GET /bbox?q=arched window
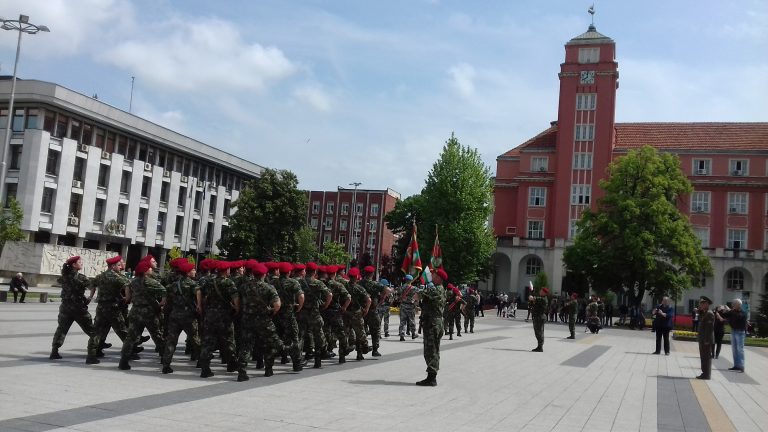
[525,256,542,276]
[726,269,744,290]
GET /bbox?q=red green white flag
[401,221,422,277]
[430,226,443,270]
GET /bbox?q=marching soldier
[345,267,372,360]
[322,265,351,363]
[564,293,578,339]
[397,275,418,341]
[118,257,166,370]
[161,260,201,374]
[377,279,393,338]
[416,268,447,386]
[463,287,479,334]
[89,255,130,362]
[198,261,240,378]
[276,262,306,371]
[529,287,549,352]
[302,262,332,368]
[361,266,391,357]
[444,283,463,340]
[50,256,98,362]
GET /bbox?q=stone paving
[1,302,767,432]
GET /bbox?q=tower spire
[588,4,596,30]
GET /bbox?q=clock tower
[551,24,618,241]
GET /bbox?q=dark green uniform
[345,280,370,358]
[530,294,549,351]
[163,275,200,369]
[420,283,446,377]
[237,278,283,378]
[276,275,304,369]
[361,278,383,354]
[91,269,130,349]
[564,298,578,338]
[120,276,165,361]
[198,275,238,371]
[301,276,331,359]
[52,270,98,358]
[397,283,418,339]
[463,291,479,333]
[323,277,350,358]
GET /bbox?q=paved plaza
[1,302,767,432]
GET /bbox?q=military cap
[292,263,306,271]
[306,262,318,271]
[571,293,578,299]
[435,268,448,282]
[135,260,152,275]
[699,295,713,304]
[252,263,268,276]
[541,287,550,296]
[279,262,294,275]
[264,262,278,270]
[348,267,360,278]
[66,256,81,265]
[105,255,122,265]
[177,261,195,273]
[404,274,414,281]
[363,265,375,274]
[379,278,390,286]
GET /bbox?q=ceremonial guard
[50,256,98,362]
[118,257,166,370]
[417,268,447,386]
[321,265,351,363]
[89,255,130,361]
[162,260,201,373]
[529,287,549,352]
[237,262,283,380]
[345,267,372,360]
[198,261,240,378]
[276,262,306,371]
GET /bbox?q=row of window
[311,201,380,217]
[691,191,751,214]
[318,233,376,249]
[526,186,592,207]
[529,154,593,173]
[525,156,754,177]
[311,217,378,232]
[693,227,757,250]
[2,107,247,190]
[692,159,750,176]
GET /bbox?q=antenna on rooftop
[129,76,135,113]
[588,4,596,27]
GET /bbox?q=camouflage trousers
[533,314,546,348]
[302,309,327,355]
[399,304,416,336]
[238,314,283,372]
[121,305,164,358]
[93,302,128,348]
[344,310,369,354]
[163,310,200,367]
[365,308,381,350]
[568,315,576,337]
[377,304,391,335]
[463,309,475,332]
[52,301,98,357]
[276,309,301,362]
[444,309,460,335]
[199,309,236,367]
[323,309,348,355]
[422,320,444,375]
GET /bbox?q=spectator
[718,298,747,372]
[510,296,518,318]
[652,297,674,355]
[712,305,726,359]
[496,294,503,317]
[605,301,614,327]
[619,304,628,325]
[9,273,29,303]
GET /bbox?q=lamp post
[348,182,361,262]
[0,14,50,204]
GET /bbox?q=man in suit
[697,296,715,380]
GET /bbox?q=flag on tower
[400,221,422,277]
[430,225,443,270]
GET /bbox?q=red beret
[66,256,81,265]
[233,260,245,268]
[252,263,268,276]
[265,262,278,270]
[348,267,360,278]
[571,293,578,299]
[169,258,188,268]
[279,262,293,275]
[142,254,155,262]
[436,268,448,282]
[306,262,318,271]
[363,265,375,274]
[105,256,122,265]
[292,263,306,271]
[541,287,550,296]
[177,261,195,273]
[217,261,232,271]
[325,265,338,274]
[135,260,152,275]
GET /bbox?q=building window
[160,183,169,203]
[528,187,546,207]
[97,165,109,188]
[726,268,744,290]
[41,187,55,213]
[727,229,746,250]
[573,153,593,170]
[341,202,349,215]
[194,191,203,211]
[570,185,591,205]
[339,234,346,244]
[137,208,147,229]
[527,220,544,239]
[355,218,362,230]
[9,145,22,170]
[323,233,331,243]
[175,215,184,236]
[69,194,81,218]
[54,114,68,138]
[72,158,84,183]
[120,171,130,193]
[223,198,230,217]
[569,220,579,239]
[178,186,187,206]
[25,108,40,129]
[369,219,377,232]
[691,191,710,213]
[355,203,363,215]
[69,119,81,142]
[312,201,320,214]
[11,108,24,132]
[324,218,333,230]
[578,47,600,64]
[5,183,18,207]
[93,198,105,222]
[141,177,151,198]
[340,219,348,230]
[190,219,199,239]
[326,202,335,214]
[730,159,748,176]
[694,227,710,248]
[45,150,59,176]
[117,204,127,224]
[575,124,595,141]
[693,159,711,176]
[157,212,166,233]
[525,256,542,276]
[311,217,318,229]
[208,197,216,215]
[576,93,596,110]
[371,203,380,216]
[727,192,747,214]
[368,237,376,249]
[531,157,548,172]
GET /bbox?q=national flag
[400,221,422,277]
[422,266,432,284]
[430,225,443,270]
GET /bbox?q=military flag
[401,221,422,277]
[430,225,443,270]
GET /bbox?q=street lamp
[0,14,50,204]
[348,181,361,260]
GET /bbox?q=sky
[1,0,766,197]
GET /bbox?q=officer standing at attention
[564,293,578,339]
[417,268,447,386]
[529,287,549,352]
[696,296,715,380]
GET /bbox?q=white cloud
[448,63,476,99]
[294,84,333,112]
[100,17,296,94]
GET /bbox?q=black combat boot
[457,330,462,337]
[255,358,265,369]
[412,333,417,339]
[314,356,322,369]
[118,358,131,370]
[264,360,274,377]
[356,351,365,361]
[200,367,214,378]
[133,346,144,354]
[338,354,346,364]
[49,348,62,360]
[190,350,199,361]
[237,371,249,382]
[162,365,173,374]
[384,332,389,338]
[227,362,238,372]
[281,354,289,364]
[464,327,468,334]
[139,335,151,344]
[101,342,112,349]
[372,349,381,357]
[449,333,453,340]
[129,353,141,360]
[416,372,437,386]
[567,334,575,339]
[96,350,105,358]
[531,346,543,352]
[85,356,100,365]
[400,335,405,341]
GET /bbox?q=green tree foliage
[756,293,768,338]
[379,254,397,282]
[164,246,183,272]
[0,197,24,257]
[317,241,351,266]
[533,272,549,289]
[563,146,712,307]
[385,133,495,283]
[217,169,307,261]
[294,225,318,263]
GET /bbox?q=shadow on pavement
[345,379,415,387]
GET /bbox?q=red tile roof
[615,123,768,151]
[499,126,557,157]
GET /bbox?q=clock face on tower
[580,70,595,84]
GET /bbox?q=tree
[384,194,424,266]
[294,225,318,263]
[563,145,712,308]
[164,246,184,272]
[317,241,351,266]
[379,254,397,282]
[0,197,24,257]
[217,169,307,261]
[756,293,768,338]
[533,272,549,290]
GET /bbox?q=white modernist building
[0,78,263,280]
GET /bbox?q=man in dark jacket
[652,297,674,355]
[696,296,715,380]
[9,273,28,303]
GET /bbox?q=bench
[0,288,51,303]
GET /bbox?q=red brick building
[489,24,768,312]
[306,187,400,267]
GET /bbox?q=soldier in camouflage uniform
[237,262,283,381]
[89,255,130,362]
[118,258,166,370]
[50,256,99,362]
[397,275,418,341]
[529,287,550,352]
[300,262,332,368]
[463,287,479,334]
[564,293,578,339]
[417,268,447,386]
[321,265,351,363]
[276,262,306,372]
[162,260,201,373]
[444,283,463,340]
[361,266,391,357]
[345,268,372,360]
[586,295,601,333]
[198,261,240,378]
[377,279,393,338]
